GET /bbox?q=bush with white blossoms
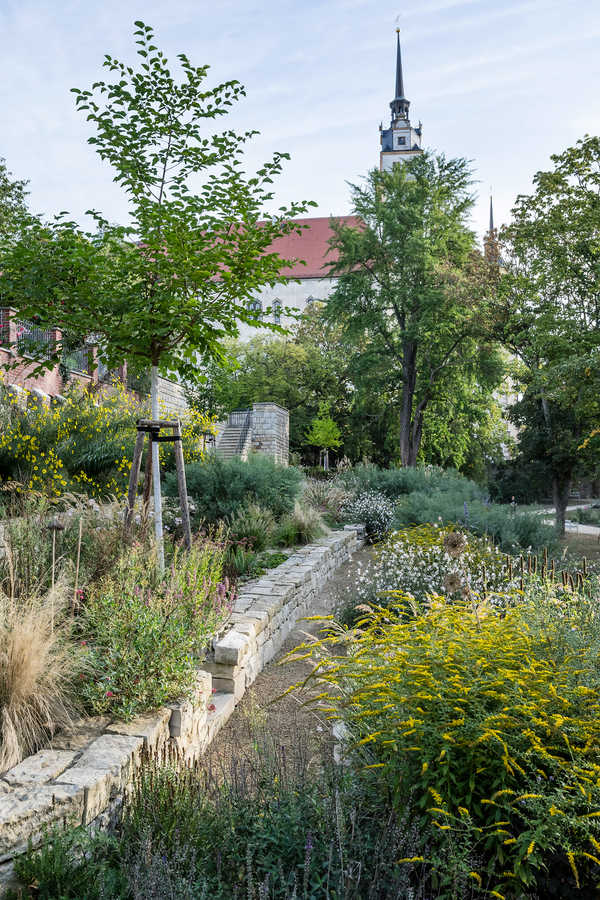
[340,490,396,542]
[341,523,522,619]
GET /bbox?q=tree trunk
[553,476,571,537]
[150,366,165,572]
[399,341,418,467]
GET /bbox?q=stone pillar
[250,403,289,465]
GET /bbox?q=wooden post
[141,434,153,529]
[124,427,145,536]
[173,420,192,550]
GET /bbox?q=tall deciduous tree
[325,154,501,467]
[499,135,600,534]
[0,21,315,564]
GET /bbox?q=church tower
[380,30,423,171]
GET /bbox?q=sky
[1,0,599,241]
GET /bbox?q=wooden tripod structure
[123,419,192,549]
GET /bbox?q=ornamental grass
[293,583,600,897]
[0,584,80,772]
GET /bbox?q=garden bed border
[0,525,365,893]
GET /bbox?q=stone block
[212,667,246,702]
[214,630,251,666]
[51,716,111,751]
[106,708,171,751]
[0,783,84,857]
[54,765,119,825]
[3,750,77,787]
[75,733,142,786]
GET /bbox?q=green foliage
[305,402,342,452]
[394,490,555,552]
[228,501,275,552]
[273,500,324,547]
[166,453,302,524]
[299,584,600,896]
[0,22,315,382]
[0,493,125,599]
[12,828,128,900]
[500,136,600,533]
[326,155,503,466]
[78,537,231,719]
[0,156,29,249]
[15,735,440,899]
[337,462,483,502]
[573,506,600,526]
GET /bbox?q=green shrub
[573,506,600,526]
[337,463,483,502]
[340,490,396,542]
[78,536,232,720]
[274,501,324,547]
[228,501,275,552]
[394,490,555,552]
[166,453,302,524]
[300,583,600,896]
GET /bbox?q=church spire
[395,29,405,100]
[489,194,494,232]
[390,29,410,120]
[379,30,423,171]
[484,193,499,265]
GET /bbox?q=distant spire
[390,29,410,119]
[395,29,405,100]
[489,194,494,232]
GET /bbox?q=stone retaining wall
[0,526,364,893]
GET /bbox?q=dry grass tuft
[0,583,80,773]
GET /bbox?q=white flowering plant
[337,523,523,624]
[340,490,396,542]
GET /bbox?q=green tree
[305,402,342,470]
[186,305,358,460]
[326,154,501,467]
[0,158,28,248]
[499,135,600,534]
[0,21,314,564]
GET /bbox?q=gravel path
[204,546,371,767]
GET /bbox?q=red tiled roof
[268,215,361,279]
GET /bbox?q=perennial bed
[0,526,363,894]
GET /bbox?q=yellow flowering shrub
[0,378,216,500]
[295,584,600,896]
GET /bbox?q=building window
[397,135,406,146]
[247,298,262,316]
[272,298,282,324]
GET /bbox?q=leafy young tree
[325,154,502,467]
[305,402,342,470]
[0,21,314,564]
[499,135,600,534]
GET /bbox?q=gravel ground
[204,546,372,769]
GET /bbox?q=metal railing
[229,409,252,428]
[15,318,55,359]
[0,308,10,346]
[63,345,89,374]
[234,410,252,456]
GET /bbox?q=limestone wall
[0,526,364,894]
[250,402,289,465]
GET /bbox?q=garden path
[204,546,372,768]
